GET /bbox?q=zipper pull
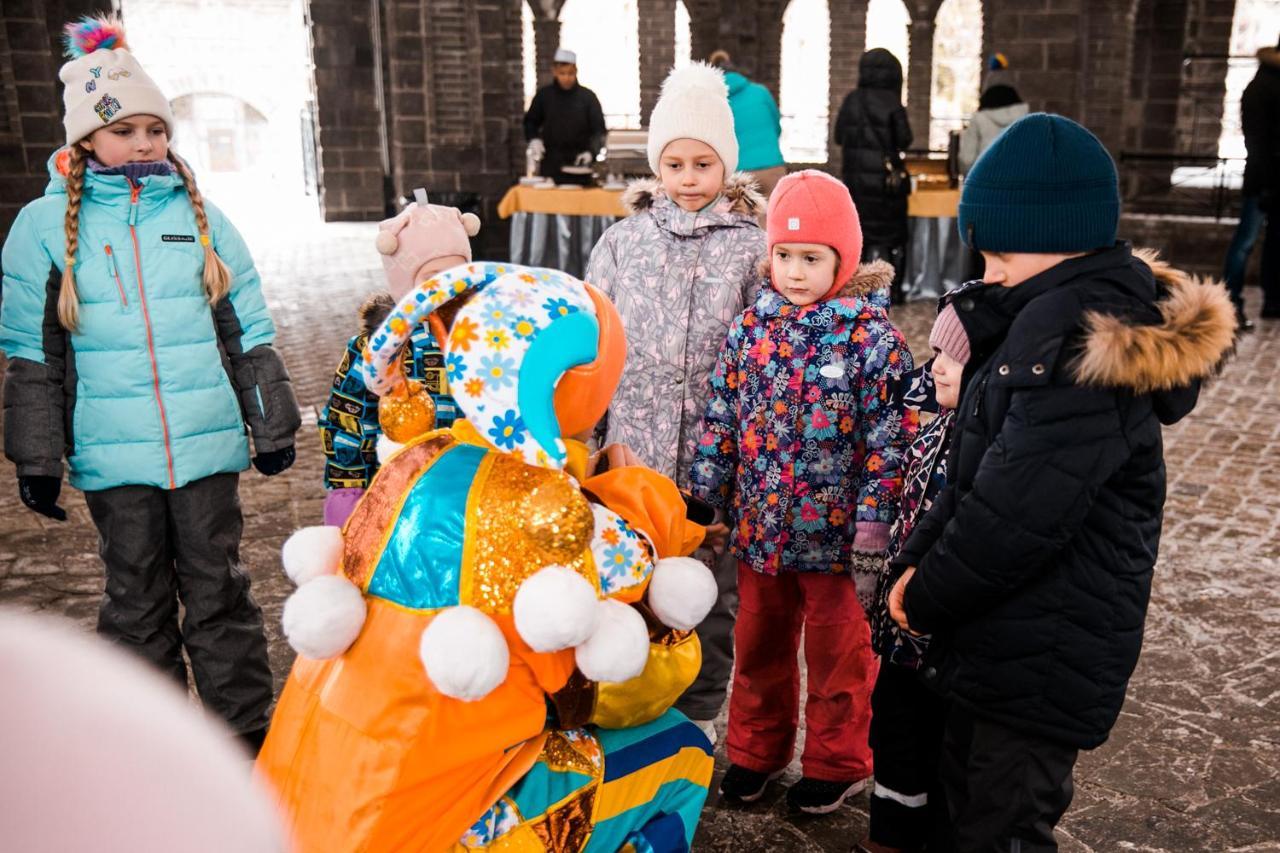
[128,180,140,226]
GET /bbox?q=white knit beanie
[59,16,174,146]
[646,63,738,175]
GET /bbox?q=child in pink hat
[689,169,917,813]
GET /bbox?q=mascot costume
[256,260,720,853]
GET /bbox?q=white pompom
[575,599,649,684]
[376,434,405,465]
[419,606,510,701]
[460,211,481,237]
[280,525,345,586]
[282,575,366,660]
[513,565,599,652]
[648,556,719,631]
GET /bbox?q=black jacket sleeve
[2,265,67,478]
[587,89,607,154]
[903,383,1132,633]
[834,92,857,146]
[523,88,546,142]
[213,299,301,454]
[892,105,913,153]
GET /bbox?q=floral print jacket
[689,261,917,575]
[584,174,766,489]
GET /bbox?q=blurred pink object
[0,608,288,852]
[322,487,365,527]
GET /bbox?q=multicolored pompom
[63,14,128,59]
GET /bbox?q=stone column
[828,0,869,169]
[533,17,561,87]
[639,0,677,123]
[906,15,936,151]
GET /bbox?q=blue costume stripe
[367,443,485,609]
[601,720,713,783]
[504,761,595,820]
[634,811,692,853]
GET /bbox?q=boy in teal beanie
[883,114,1235,851]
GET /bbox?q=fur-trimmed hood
[359,292,396,336]
[616,169,757,219]
[1074,248,1234,400]
[754,259,895,323]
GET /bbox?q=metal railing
[1117,152,1247,220]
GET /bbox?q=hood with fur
[1074,248,1234,400]
[359,292,396,336]
[754,259,894,323]
[622,172,764,219]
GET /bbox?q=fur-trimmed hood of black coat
[1073,248,1235,397]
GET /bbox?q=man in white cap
[522,48,607,185]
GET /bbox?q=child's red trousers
[725,563,877,781]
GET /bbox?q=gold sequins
[378,379,437,443]
[464,454,597,613]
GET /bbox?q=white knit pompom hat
[646,62,738,175]
[59,15,175,146]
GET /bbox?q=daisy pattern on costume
[588,504,655,597]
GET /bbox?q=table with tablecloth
[903,187,968,302]
[497,186,627,278]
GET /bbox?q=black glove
[252,445,296,476]
[19,475,67,521]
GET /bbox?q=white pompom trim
[513,565,599,652]
[281,575,367,660]
[419,606,510,701]
[575,599,649,683]
[376,434,406,465]
[281,525,345,586]
[648,556,718,631]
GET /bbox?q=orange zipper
[129,181,177,489]
[103,244,128,307]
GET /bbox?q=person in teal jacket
[0,16,299,753]
[711,50,786,217]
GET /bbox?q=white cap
[61,47,174,145]
[554,49,577,65]
[646,62,739,175]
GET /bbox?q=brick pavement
[1,220,1277,851]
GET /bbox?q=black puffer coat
[1242,47,1280,197]
[834,49,912,248]
[897,244,1236,749]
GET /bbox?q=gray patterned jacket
[585,174,767,489]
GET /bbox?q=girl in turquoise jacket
[0,17,298,751]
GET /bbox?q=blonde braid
[57,146,88,332]
[168,151,231,304]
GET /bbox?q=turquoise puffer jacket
[724,71,784,172]
[0,152,298,491]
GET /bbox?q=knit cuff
[852,522,891,555]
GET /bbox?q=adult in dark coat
[522,49,607,186]
[890,115,1237,850]
[834,49,912,281]
[1222,41,1280,326]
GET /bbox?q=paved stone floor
[2,219,1277,851]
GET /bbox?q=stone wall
[0,0,111,236]
[0,0,1258,254]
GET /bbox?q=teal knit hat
[959,113,1119,253]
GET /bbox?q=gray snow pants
[675,544,739,721]
[83,472,273,734]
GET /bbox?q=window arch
[521,1,536,110]
[930,0,982,150]
[780,0,831,162]
[865,0,910,104]
[559,0,642,128]
[1220,0,1280,161]
[675,1,692,70]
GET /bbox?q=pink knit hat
[929,304,971,366]
[766,170,864,297]
[375,191,481,299]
